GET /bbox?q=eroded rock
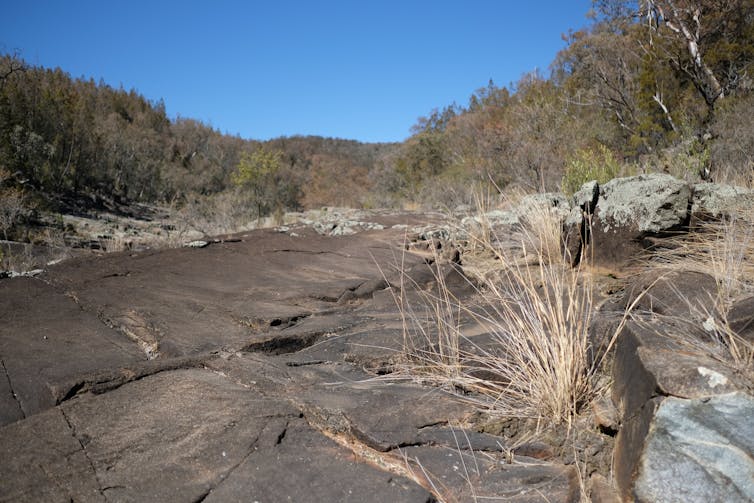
[633,393,754,502]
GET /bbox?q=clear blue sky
[4,1,593,143]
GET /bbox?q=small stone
[184,240,209,248]
[592,396,619,431]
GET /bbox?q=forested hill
[385,0,754,206]
[1,0,753,222]
[0,54,397,213]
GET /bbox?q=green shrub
[561,145,621,196]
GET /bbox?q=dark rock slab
[622,270,718,316]
[728,295,754,343]
[41,227,425,360]
[0,408,105,502]
[58,369,301,502]
[0,358,23,425]
[203,417,434,503]
[612,320,743,419]
[400,445,580,503]
[0,277,145,424]
[623,393,754,502]
[613,397,663,501]
[243,312,362,355]
[562,206,585,266]
[2,366,435,502]
[275,361,472,451]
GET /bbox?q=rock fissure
[96,310,161,360]
[269,248,354,259]
[54,355,210,403]
[300,411,442,501]
[59,407,107,501]
[1,357,25,419]
[190,426,266,503]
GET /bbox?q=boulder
[518,192,571,222]
[611,295,754,501]
[631,393,754,502]
[611,320,744,420]
[690,183,754,221]
[589,174,691,268]
[621,270,718,317]
[572,180,600,214]
[562,206,585,266]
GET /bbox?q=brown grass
[397,195,602,427]
[638,204,754,374]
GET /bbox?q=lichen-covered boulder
[690,182,754,222]
[589,174,691,268]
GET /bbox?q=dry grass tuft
[397,196,601,427]
[651,211,754,309]
[639,203,754,373]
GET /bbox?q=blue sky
[4,1,593,143]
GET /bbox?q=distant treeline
[0,53,395,213]
[1,0,753,218]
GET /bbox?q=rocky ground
[2,174,753,502]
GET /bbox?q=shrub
[561,145,621,196]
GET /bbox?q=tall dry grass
[650,212,754,308]
[397,195,601,427]
[640,206,754,372]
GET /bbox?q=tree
[0,53,26,90]
[597,0,754,112]
[0,168,28,241]
[233,146,288,218]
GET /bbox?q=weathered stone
[0,408,105,502]
[589,174,691,268]
[592,396,619,432]
[728,295,754,343]
[183,239,209,248]
[0,278,145,425]
[462,209,520,231]
[0,369,298,502]
[286,362,472,451]
[597,174,691,233]
[520,192,571,218]
[572,180,599,213]
[513,441,556,460]
[614,397,663,501]
[589,473,621,503]
[622,270,718,316]
[612,321,743,419]
[633,393,754,502]
[203,418,434,503]
[691,182,754,220]
[562,206,585,266]
[400,445,580,503]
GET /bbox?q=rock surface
[610,267,754,502]
[633,393,754,502]
[0,213,580,502]
[3,176,753,501]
